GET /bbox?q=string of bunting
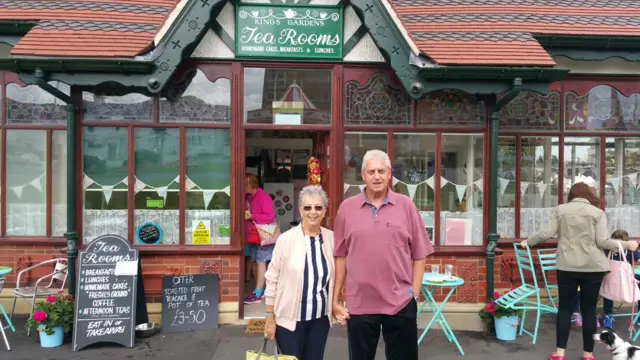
[344,172,640,201]
[82,174,230,208]
[8,173,45,198]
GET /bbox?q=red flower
[46,295,57,303]
[33,311,47,323]
[487,307,496,315]
[492,291,501,300]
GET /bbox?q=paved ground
[1,315,627,360]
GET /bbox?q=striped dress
[298,233,330,321]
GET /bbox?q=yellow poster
[192,220,211,245]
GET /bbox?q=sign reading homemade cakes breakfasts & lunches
[73,235,138,351]
[161,274,219,333]
[236,4,343,59]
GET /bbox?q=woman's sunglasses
[302,205,324,212]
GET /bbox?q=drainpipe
[486,77,522,301]
[34,69,79,297]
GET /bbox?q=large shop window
[244,68,331,125]
[1,76,68,237]
[81,67,231,245]
[343,133,388,198]
[605,138,640,235]
[497,137,516,238]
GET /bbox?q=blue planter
[495,315,519,341]
[38,325,64,348]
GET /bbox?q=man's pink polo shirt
[334,188,434,316]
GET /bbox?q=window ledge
[135,244,242,255]
[498,238,558,248]
[432,245,502,256]
[0,237,67,246]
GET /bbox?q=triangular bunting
[30,177,42,192]
[537,183,547,197]
[358,184,366,192]
[343,183,350,194]
[406,183,419,200]
[498,178,510,195]
[134,178,146,193]
[156,186,168,202]
[627,173,639,189]
[82,175,95,190]
[474,178,484,191]
[103,185,114,204]
[425,176,435,190]
[185,177,197,190]
[120,176,128,185]
[392,177,400,187]
[174,175,180,183]
[202,190,216,208]
[222,186,230,196]
[610,177,620,192]
[455,184,467,202]
[11,186,23,199]
[520,182,530,198]
[440,177,449,189]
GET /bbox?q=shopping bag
[599,241,640,304]
[246,200,281,246]
[246,339,297,360]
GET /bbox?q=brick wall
[0,244,242,305]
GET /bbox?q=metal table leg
[417,284,465,356]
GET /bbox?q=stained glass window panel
[417,91,485,127]
[83,92,153,122]
[344,73,411,126]
[160,69,231,124]
[565,85,640,132]
[499,91,560,131]
[6,83,68,125]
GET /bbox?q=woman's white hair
[298,185,329,208]
[361,149,392,172]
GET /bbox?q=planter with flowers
[479,291,519,341]
[26,294,74,348]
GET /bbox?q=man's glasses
[302,205,324,212]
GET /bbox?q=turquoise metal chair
[495,244,556,344]
[537,248,559,313]
[0,277,15,351]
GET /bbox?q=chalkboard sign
[136,222,162,245]
[161,274,219,333]
[73,235,139,351]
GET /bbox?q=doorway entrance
[242,130,329,318]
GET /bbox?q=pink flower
[487,307,496,315]
[33,311,47,323]
[492,291,501,299]
[489,300,495,307]
[46,295,56,303]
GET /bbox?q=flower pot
[494,315,519,341]
[38,325,64,348]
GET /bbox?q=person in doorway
[263,185,334,360]
[244,174,276,305]
[332,149,433,360]
[600,229,640,329]
[521,183,639,360]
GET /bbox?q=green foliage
[25,294,75,336]
[478,291,519,334]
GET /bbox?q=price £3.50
[171,309,207,326]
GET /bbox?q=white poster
[263,183,295,229]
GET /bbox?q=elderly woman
[264,185,334,360]
[521,183,639,360]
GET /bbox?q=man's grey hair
[298,185,329,208]
[361,149,392,172]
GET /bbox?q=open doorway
[243,130,329,318]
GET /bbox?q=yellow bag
[246,339,297,360]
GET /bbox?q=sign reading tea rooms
[236,5,343,59]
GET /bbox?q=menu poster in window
[73,235,138,352]
[264,183,294,226]
[161,274,219,333]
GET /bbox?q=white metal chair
[10,259,68,336]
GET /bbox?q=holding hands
[332,302,350,326]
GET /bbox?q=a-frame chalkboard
[72,235,138,351]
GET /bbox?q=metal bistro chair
[0,277,15,350]
[537,248,559,313]
[495,244,556,344]
[10,259,68,336]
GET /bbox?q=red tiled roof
[1,0,179,57]
[392,0,640,66]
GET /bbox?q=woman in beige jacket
[521,183,638,360]
[264,185,334,360]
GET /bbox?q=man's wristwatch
[414,295,420,302]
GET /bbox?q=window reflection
[244,68,331,125]
[605,138,640,236]
[343,133,387,198]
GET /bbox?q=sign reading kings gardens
[236,5,343,59]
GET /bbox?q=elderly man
[332,149,433,360]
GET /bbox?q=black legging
[556,270,606,352]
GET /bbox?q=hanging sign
[235,4,343,59]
